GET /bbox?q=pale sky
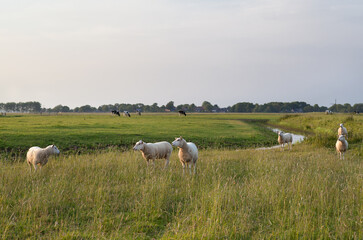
[1,0,362,108]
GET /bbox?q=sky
[1,0,362,108]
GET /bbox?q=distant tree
[98,104,114,112]
[77,105,96,112]
[303,105,314,112]
[202,101,213,112]
[176,104,184,111]
[4,102,16,112]
[166,101,175,111]
[151,103,159,112]
[343,103,352,113]
[313,104,320,112]
[353,103,363,112]
[231,102,255,112]
[53,105,70,112]
[188,103,196,112]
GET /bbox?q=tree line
[0,101,362,114]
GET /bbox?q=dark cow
[178,110,186,116]
[111,110,120,116]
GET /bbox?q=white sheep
[172,136,198,174]
[133,140,173,168]
[26,145,60,171]
[278,131,293,150]
[336,135,348,160]
[338,123,348,139]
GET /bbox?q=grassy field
[0,145,361,239]
[0,113,362,239]
[0,113,280,157]
[270,113,363,154]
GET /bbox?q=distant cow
[123,111,131,117]
[111,110,120,116]
[354,111,360,115]
[136,109,142,116]
[178,110,186,116]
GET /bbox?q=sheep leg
[188,164,192,174]
[164,157,170,169]
[193,161,196,174]
[342,152,345,160]
[181,162,186,174]
[27,161,32,172]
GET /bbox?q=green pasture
[271,113,363,151]
[0,145,361,239]
[0,113,280,156]
[0,112,362,239]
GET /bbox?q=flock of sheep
[25,123,350,172]
[277,123,349,159]
[26,136,199,173]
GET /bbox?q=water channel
[257,128,305,150]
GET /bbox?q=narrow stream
[256,128,305,150]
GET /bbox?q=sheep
[277,131,293,150]
[133,140,173,168]
[172,136,198,174]
[336,135,348,160]
[26,145,60,171]
[338,123,348,139]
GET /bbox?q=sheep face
[48,145,60,154]
[133,140,145,151]
[172,137,185,148]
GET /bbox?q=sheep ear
[180,136,183,139]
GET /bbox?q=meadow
[0,113,280,158]
[0,113,362,239]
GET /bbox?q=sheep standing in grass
[133,140,173,168]
[26,145,60,171]
[338,123,348,139]
[172,136,198,174]
[336,135,348,160]
[277,131,293,150]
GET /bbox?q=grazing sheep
[336,135,348,160]
[26,145,60,171]
[172,136,198,174]
[277,131,293,150]
[133,140,173,168]
[178,110,186,116]
[338,123,348,139]
[123,111,131,117]
[325,110,333,115]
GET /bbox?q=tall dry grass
[0,144,362,239]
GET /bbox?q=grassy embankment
[270,113,363,155]
[0,113,362,239]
